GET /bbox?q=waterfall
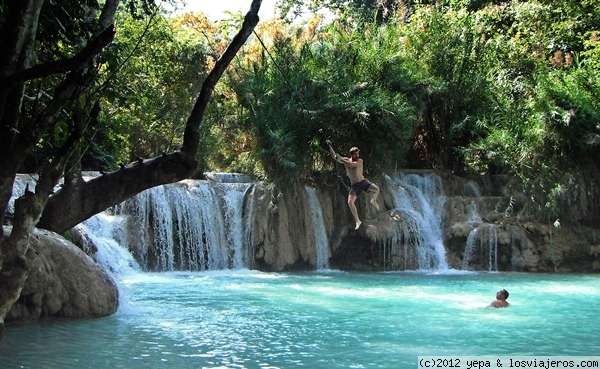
[465,180,482,197]
[223,183,252,269]
[462,223,498,271]
[384,172,449,271]
[10,172,455,273]
[304,187,330,270]
[467,200,483,225]
[461,181,499,271]
[76,213,141,278]
[242,185,258,270]
[108,179,254,272]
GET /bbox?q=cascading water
[383,172,449,271]
[223,183,253,269]
[467,200,483,225]
[304,186,330,270]
[76,213,141,278]
[11,172,453,273]
[461,180,499,271]
[465,180,482,197]
[92,178,255,272]
[462,223,498,271]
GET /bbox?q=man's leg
[347,194,361,229]
[369,183,380,211]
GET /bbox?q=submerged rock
[5,227,118,322]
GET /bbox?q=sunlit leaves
[98,11,209,162]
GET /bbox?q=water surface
[2,271,598,368]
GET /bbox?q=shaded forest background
[8,0,600,226]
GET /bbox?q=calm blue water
[1,271,599,368]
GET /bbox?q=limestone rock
[5,227,118,322]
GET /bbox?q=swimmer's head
[497,289,509,300]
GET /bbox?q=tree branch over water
[38,0,263,234]
[182,0,262,158]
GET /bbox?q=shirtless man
[489,289,510,308]
[327,140,380,229]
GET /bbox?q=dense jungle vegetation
[11,0,600,224]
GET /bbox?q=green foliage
[231,18,418,184]
[582,32,600,70]
[98,11,209,163]
[399,6,495,170]
[449,1,600,223]
[280,0,401,24]
[35,0,102,60]
[24,0,595,223]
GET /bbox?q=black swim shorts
[349,179,373,196]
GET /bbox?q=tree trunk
[181,0,262,158]
[37,151,197,233]
[0,0,46,235]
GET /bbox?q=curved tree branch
[38,0,264,234]
[181,0,262,158]
[0,26,115,88]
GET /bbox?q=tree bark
[0,0,118,334]
[0,26,116,88]
[0,0,46,235]
[38,151,197,233]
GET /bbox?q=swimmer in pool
[489,289,510,308]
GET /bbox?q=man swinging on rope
[326,140,380,229]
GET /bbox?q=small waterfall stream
[305,187,330,270]
[461,181,499,271]
[383,172,449,271]
[76,213,140,278]
[462,223,498,271]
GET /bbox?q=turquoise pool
[1,271,598,368]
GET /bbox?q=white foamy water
[110,180,254,271]
[384,172,449,270]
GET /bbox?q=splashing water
[384,172,449,271]
[77,213,141,278]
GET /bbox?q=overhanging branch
[181,0,262,158]
[0,26,115,88]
